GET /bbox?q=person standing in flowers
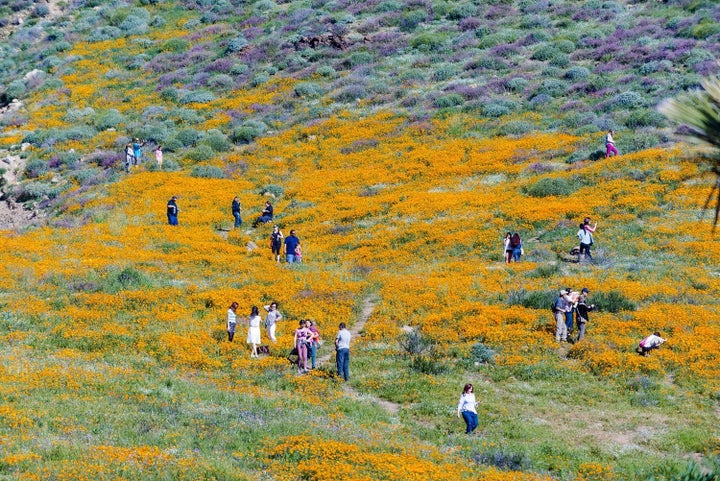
[575,288,594,342]
[166,196,179,226]
[227,302,239,342]
[457,383,479,435]
[577,223,594,263]
[284,230,301,264]
[335,322,351,381]
[510,232,523,262]
[124,143,135,173]
[583,217,597,233]
[231,196,242,229]
[269,225,284,262]
[246,306,262,358]
[306,320,320,369]
[564,288,579,338]
[605,129,618,158]
[294,319,313,374]
[264,301,282,343]
[132,138,145,165]
[553,289,570,342]
[503,232,512,263]
[637,332,666,356]
[154,145,163,168]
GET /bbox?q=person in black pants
[253,201,273,227]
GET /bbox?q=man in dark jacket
[231,196,242,228]
[167,196,179,225]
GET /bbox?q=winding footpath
[316,293,401,416]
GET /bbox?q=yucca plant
[659,76,720,230]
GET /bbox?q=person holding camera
[575,288,595,342]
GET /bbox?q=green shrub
[565,65,590,81]
[191,165,226,178]
[251,73,270,87]
[182,145,215,162]
[498,120,533,136]
[624,110,666,129]
[180,90,216,104]
[532,44,559,61]
[295,82,323,98]
[592,290,636,313]
[435,94,464,108]
[469,341,495,365]
[231,121,267,144]
[523,177,576,197]
[507,77,528,92]
[94,109,123,130]
[316,65,335,77]
[202,130,232,152]
[399,330,433,356]
[399,9,426,32]
[161,38,188,52]
[506,288,556,310]
[527,263,560,278]
[409,33,444,51]
[175,128,201,147]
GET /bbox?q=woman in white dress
[246,305,262,358]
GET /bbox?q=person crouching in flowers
[227,302,238,342]
[247,306,262,358]
[457,383,478,434]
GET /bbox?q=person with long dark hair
[227,301,239,342]
[246,306,262,358]
[456,383,478,434]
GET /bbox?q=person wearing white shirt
[577,224,594,262]
[456,383,478,434]
[264,302,282,343]
[605,129,618,157]
[638,332,666,356]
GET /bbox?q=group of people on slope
[231,199,274,229]
[291,319,321,374]
[503,217,597,264]
[553,287,595,343]
[226,300,352,380]
[227,301,284,357]
[124,138,164,173]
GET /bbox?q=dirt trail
[317,294,402,416]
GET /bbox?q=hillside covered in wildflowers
[0,0,719,480]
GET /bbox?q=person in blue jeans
[166,196,179,225]
[231,196,242,228]
[457,383,478,434]
[306,320,320,369]
[252,201,273,227]
[335,322,351,381]
[284,230,300,263]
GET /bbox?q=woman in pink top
[294,320,313,374]
[154,145,163,167]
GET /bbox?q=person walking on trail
[264,301,282,343]
[457,383,479,435]
[637,332,666,356]
[247,306,262,358]
[575,288,595,342]
[227,301,239,342]
[269,225,284,262]
[253,201,273,227]
[124,143,135,173]
[284,230,300,264]
[553,289,570,342]
[605,129,618,158]
[335,322,351,381]
[231,196,242,229]
[167,196,179,226]
[577,223,594,263]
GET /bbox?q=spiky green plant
[659,76,720,229]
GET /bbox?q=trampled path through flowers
[316,293,401,416]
